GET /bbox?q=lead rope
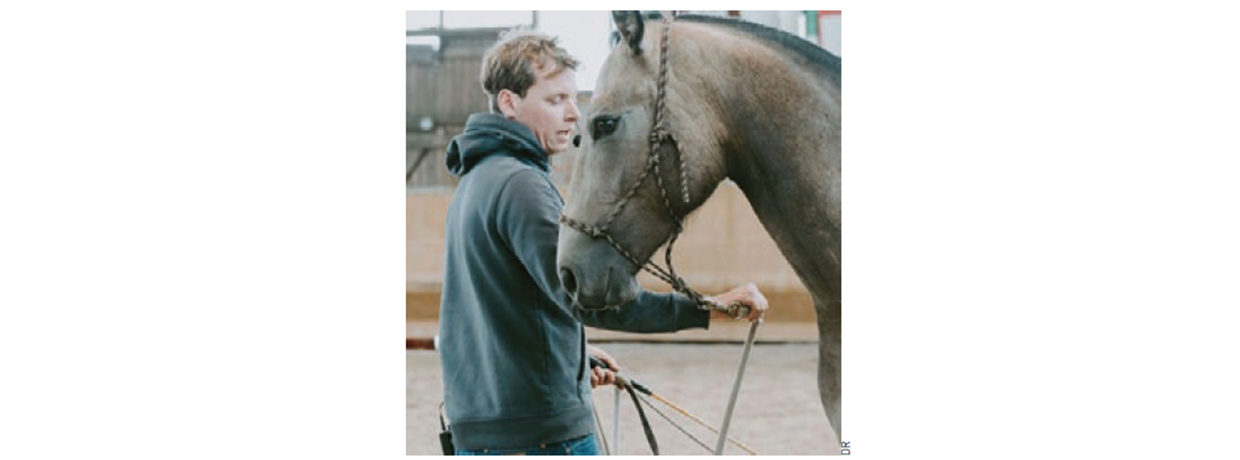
[633,392,716,453]
[626,381,659,454]
[612,385,622,453]
[715,319,760,454]
[592,403,611,455]
[643,17,763,454]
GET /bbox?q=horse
[556,11,842,439]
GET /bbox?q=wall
[408,181,817,323]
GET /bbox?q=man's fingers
[742,285,768,321]
[707,283,770,322]
[593,368,607,388]
[589,367,617,388]
[746,304,761,321]
[588,346,622,373]
[744,302,763,321]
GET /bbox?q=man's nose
[566,100,580,122]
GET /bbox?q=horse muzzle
[558,231,641,310]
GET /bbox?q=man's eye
[592,116,619,138]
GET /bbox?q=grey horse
[558,12,841,440]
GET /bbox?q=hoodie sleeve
[496,168,709,333]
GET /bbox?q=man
[438,28,768,455]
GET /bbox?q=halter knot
[649,127,670,145]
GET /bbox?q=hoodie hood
[446,113,550,176]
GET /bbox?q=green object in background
[804,11,817,39]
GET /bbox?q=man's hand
[706,282,769,322]
[587,345,620,388]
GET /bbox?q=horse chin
[574,265,640,310]
[603,271,641,309]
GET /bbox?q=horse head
[558,11,729,309]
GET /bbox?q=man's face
[500,67,580,155]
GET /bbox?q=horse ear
[611,11,644,56]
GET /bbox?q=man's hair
[481,28,580,114]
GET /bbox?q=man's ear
[497,89,520,118]
[612,11,644,56]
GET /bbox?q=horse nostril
[559,267,578,297]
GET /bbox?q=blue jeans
[456,434,599,455]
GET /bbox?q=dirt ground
[407,342,839,455]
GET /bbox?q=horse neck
[698,34,841,299]
[729,129,841,301]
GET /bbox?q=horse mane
[647,12,841,78]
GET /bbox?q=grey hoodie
[438,113,709,450]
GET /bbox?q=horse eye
[592,116,619,139]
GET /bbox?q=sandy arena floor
[407,342,839,455]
